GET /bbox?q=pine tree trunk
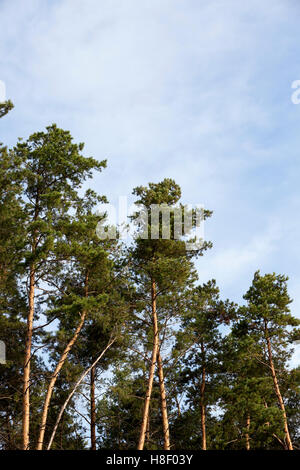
[22,265,35,450]
[200,342,206,450]
[157,349,170,450]
[36,274,89,450]
[245,414,250,450]
[90,365,96,450]
[137,279,159,450]
[264,321,293,450]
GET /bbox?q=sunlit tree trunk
[264,321,293,450]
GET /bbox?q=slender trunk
[157,349,170,450]
[36,274,89,450]
[47,337,116,450]
[90,365,96,450]
[264,321,293,450]
[22,265,35,450]
[245,414,250,450]
[137,280,159,450]
[200,341,206,451]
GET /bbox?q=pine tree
[239,271,300,450]
[219,326,286,450]
[129,179,212,449]
[11,124,106,449]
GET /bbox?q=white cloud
[197,220,282,292]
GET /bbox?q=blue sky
[1,0,300,364]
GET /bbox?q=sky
[1,0,300,365]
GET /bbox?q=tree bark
[245,414,250,450]
[200,341,206,450]
[22,265,35,450]
[137,279,159,450]
[90,365,96,450]
[36,273,89,450]
[264,321,293,450]
[157,349,170,450]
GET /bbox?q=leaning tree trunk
[264,321,293,450]
[157,349,170,450]
[200,341,206,450]
[90,365,96,450]
[22,265,35,450]
[36,273,89,450]
[137,279,159,450]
